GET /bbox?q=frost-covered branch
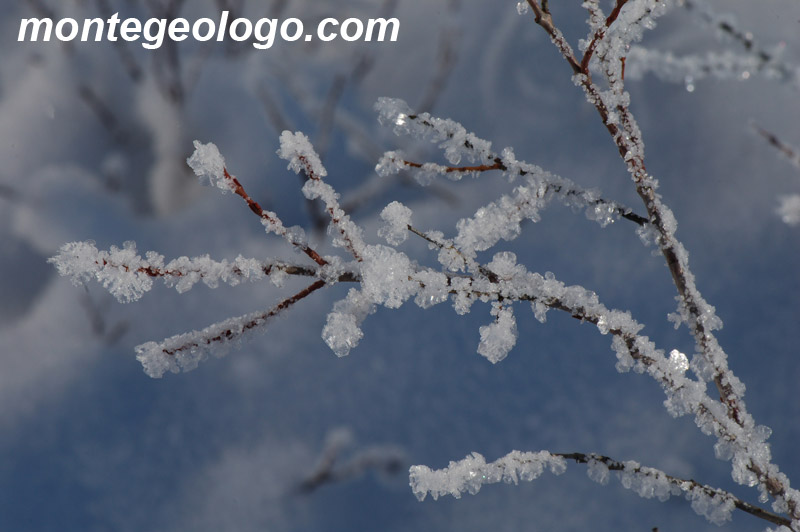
[679,0,799,88]
[623,47,795,88]
[187,140,329,267]
[411,450,791,528]
[48,240,357,303]
[45,3,800,524]
[523,1,800,525]
[278,131,367,261]
[375,99,649,228]
[623,1,800,89]
[409,450,567,501]
[136,279,326,378]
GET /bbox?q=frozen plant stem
[523,1,799,526]
[223,166,328,267]
[412,450,790,528]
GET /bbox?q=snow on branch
[623,47,794,87]
[190,141,328,267]
[411,450,792,528]
[375,99,649,228]
[48,240,342,303]
[679,0,800,89]
[278,131,367,261]
[523,2,800,524]
[135,279,327,378]
[409,450,567,501]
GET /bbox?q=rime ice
[409,451,566,501]
[49,241,155,303]
[278,130,327,178]
[187,141,232,194]
[378,201,413,246]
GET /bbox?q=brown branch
[557,452,791,528]
[524,0,582,75]
[525,1,800,522]
[162,279,326,357]
[223,168,328,266]
[295,156,364,262]
[580,0,630,74]
[401,159,649,226]
[97,257,358,284]
[403,159,503,174]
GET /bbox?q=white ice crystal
[49,241,155,303]
[322,312,364,358]
[409,451,566,501]
[374,150,407,177]
[477,303,517,364]
[277,130,327,177]
[49,241,299,302]
[375,97,494,170]
[322,289,376,357]
[187,141,233,194]
[360,245,415,309]
[412,270,450,309]
[668,349,689,374]
[135,306,275,378]
[378,201,413,246]
[586,458,610,485]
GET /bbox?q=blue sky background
[1,1,799,530]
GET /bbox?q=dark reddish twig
[580,0,630,74]
[523,1,800,523]
[223,168,328,266]
[400,159,649,226]
[556,452,791,528]
[162,279,326,357]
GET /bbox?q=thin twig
[224,168,329,266]
[162,279,326,357]
[401,159,648,226]
[557,452,791,528]
[524,1,800,523]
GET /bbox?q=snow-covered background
[1,1,799,530]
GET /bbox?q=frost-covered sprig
[278,131,367,261]
[48,240,354,303]
[679,0,799,89]
[52,139,341,378]
[623,47,797,88]
[409,450,567,501]
[411,450,791,528]
[189,140,328,267]
[136,279,327,378]
[375,97,494,167]
[523,2,800,526]
[375,99,649,228]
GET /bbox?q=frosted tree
[46,0,800,530]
